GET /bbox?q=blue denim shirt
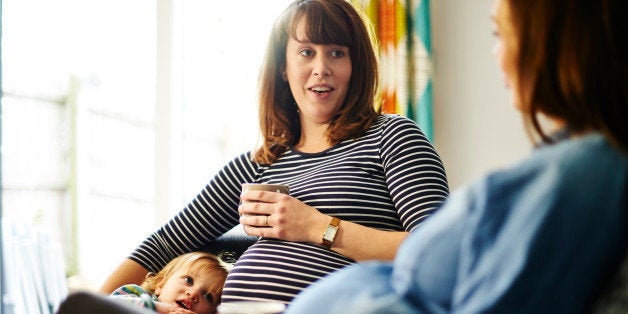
[287,133,627,313]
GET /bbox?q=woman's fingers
[239,191,290,216]
[239,193,321,242]
[239,201,267,217]
[242,223,273,237]
[240,190,290,204]
[239,213,270,227]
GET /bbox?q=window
[1,0,293,294]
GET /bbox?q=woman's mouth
[309,86,333,95]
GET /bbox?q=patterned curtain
[356,0,434,141]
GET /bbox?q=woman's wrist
[321,216,341,249]
[312,213,333,245]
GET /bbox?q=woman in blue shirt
[287,0,628,312]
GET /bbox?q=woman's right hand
[239,190,329,244]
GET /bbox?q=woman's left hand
[238,190,328,243]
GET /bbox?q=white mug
[241,183,290,195]
[217,301,286,314]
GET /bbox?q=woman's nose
[313,56,331,77]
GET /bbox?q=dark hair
[254,0,380,164]
[506,0,627,152]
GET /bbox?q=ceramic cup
[241,183,290,195]
[217,301,286,314]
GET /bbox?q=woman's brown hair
[254,0,381,164]
[506,0,627,152]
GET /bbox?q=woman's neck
[294,121,332,153]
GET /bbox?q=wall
[431,0,531,190]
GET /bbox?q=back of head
[507,0,628,152]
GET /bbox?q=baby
[110,252,229,314]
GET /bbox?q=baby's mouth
[176,300,190,310]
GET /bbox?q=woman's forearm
[323,217,409,261]
[98,259,149,294]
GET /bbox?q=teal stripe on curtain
[413,0,433,141]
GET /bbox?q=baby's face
[155,269,219,314]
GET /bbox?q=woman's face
[285,17,352,125]
[491,0,522,110]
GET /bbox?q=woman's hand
[239,190,328,244]
[239,190,408,261]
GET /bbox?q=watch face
[324,225,338,241]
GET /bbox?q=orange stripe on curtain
[394,0,409,117]
[379,0,397,114]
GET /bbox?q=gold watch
[322,217,341,248]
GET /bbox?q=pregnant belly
[220,238,354,304]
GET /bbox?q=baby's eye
[203,293,214,304]
[184,276,193,285]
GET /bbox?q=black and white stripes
[129,114,449,304]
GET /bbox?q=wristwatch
[322,217,341,248]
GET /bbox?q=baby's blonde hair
[141,252,229,305]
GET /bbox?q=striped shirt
[130,114,449,304]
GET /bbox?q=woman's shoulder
[528,132,628,176]
[214,151,265,182]
[482,133,624,178]
[375,113,416,125]
[370,114,427,135]
[470,133,627,211]
[225,151,262,167]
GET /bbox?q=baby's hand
[155,301,198,314]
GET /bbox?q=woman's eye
[330,50,345,58]
[299,49,314,57]
[185,276,193,285]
